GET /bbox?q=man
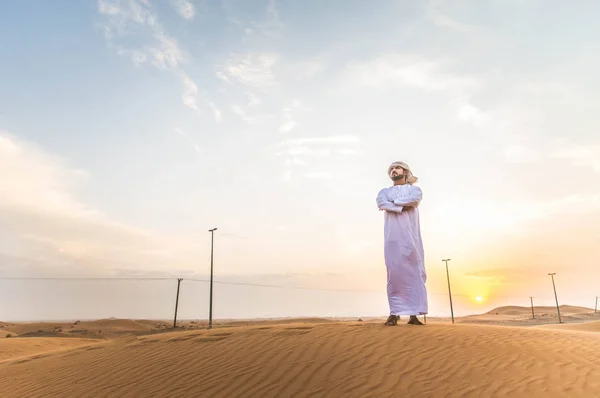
[376,161,427,326]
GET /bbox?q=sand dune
[536,320,600,333]
[0,337,98,363]
[1,320,599,397]
[487,305,593,316]
[0,318,174,339]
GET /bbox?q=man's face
[389,166,406,181]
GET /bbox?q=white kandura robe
[376,184,428,316]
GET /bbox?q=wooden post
[173,278,183,328]
[443,259,454,324]
[548,273,562,324]
[530,297,535,319]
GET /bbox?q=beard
[390,174,405,181]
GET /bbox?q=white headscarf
[388,161,418,184]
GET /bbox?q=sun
[475,296,483,302]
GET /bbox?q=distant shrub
[5,333,12,338]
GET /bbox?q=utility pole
[595,297,598,313]
[442,258,454,324]
[208,228,217,329]
[548,273,562,324]
[530,296,535,319]
[173,278,183,328]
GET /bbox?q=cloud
[97,0,203,113]
[265,0,283,30]
[343,53,480,92]
[504,141,600,172]
[434,193,600,232]
[170,0,195,20]
[279,108,296,133]
[463,267,546,283]
[278,100,308,133]
[550,145,600,174]
[274,135,360,158]
[504,145,540,164]
[239,0,284,41]
[181,74,199,110]
[221,53,279,89]
[209,102,222,122]
[453,96,490,126]
[175,128,201,155]
[425,0,480,32]
[246,92,262,107]
[0,132,202,275]
[286,58,327,81]
[98,0,156,39]
[216,71,233,85]
[231,104,256,124]
[273,135,360,181]
[0,132,92,217]
[343,53,489,126]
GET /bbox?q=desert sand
[456,305,598,327]
[1,308,600,397]
[536,320,600,332]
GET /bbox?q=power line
[0,276,579,300]
[186,278,392,293]
[0,277,175,281]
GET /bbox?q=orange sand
[536,320,600,333]
[0,337,98,363]
[1,319,599,397]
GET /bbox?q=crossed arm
[376,187,422,214]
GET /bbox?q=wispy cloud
[343,52,488,126]
[279,108,296,133]
[246,92,261,107]
[278,99,308,133]
[209,102,222,122]
[175,128,201,155]
[181,74,199,110]
[273,135,360,181]
[550,145,600,174]
[97,0,203,113]
[464,267,549,283]
[0,131,201,275]
[239,0,284,41]
[451,95,490,127]
[343,53,480,92]
[231,104,256,124]
[221,53,279,89]
[170,0,195,20]
[0,132,92,217]
[284,58,327,81]
[434,193,600,232]
[425,0,480,33]
[503,140,600,173]
[504,145,540,164]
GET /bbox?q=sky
[1,0,600,321]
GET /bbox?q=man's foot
[385,315,399,326]
[407,315,424,325]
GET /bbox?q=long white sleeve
[393,186,422,206]
[376,189,403,213]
